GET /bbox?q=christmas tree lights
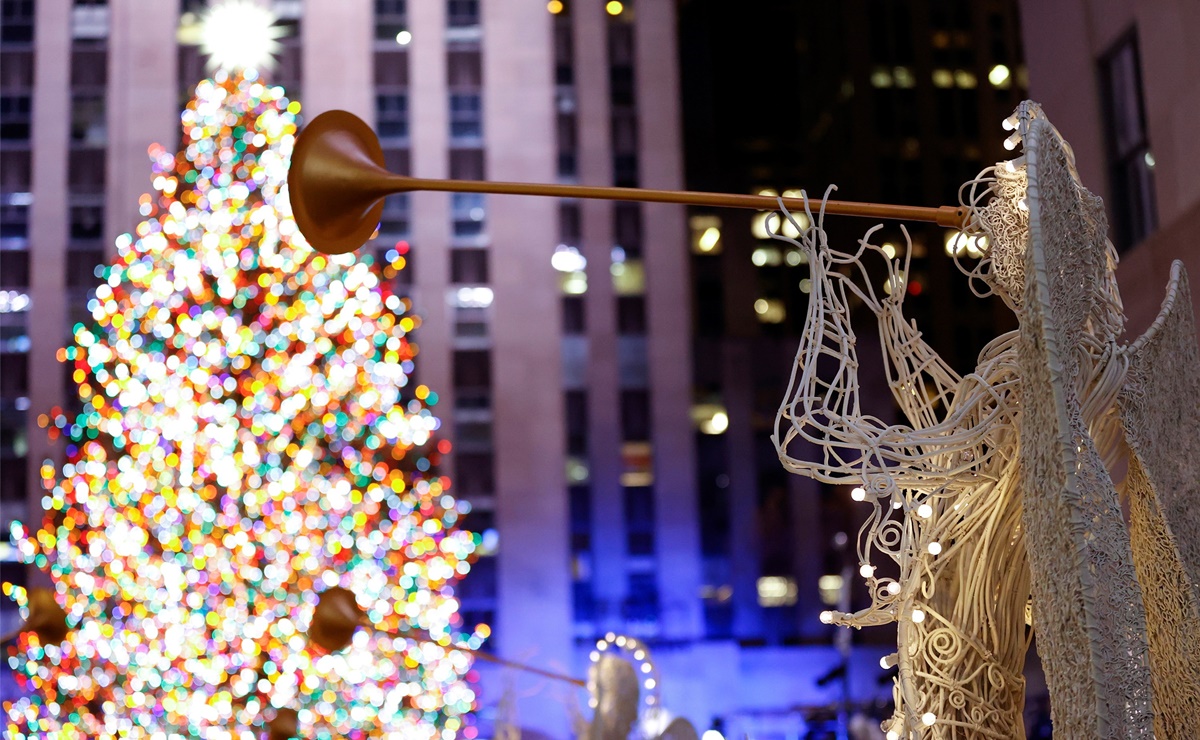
[4,70,483,739]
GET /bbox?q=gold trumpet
[286,110,967,256]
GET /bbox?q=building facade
[1018,0,1200,333]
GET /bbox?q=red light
[907,280,923,296]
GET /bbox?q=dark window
[379,192,410,237]
[0,352,28,395]
[609,66,635,108]
[616,296,645,335]
[625,572,659,621]
[0,250,29,288]
[66,248,104,287]
[613,202,642,254]
[375,0,407,37]
[449,148,485,180]
[1,0,35,44]
[0,93,31,139]
[454,306,488,339]
[70,92,105,144]
[69,204,103,241]
[446,0,479,28]
[556,113,577,178]
[450,248,488,284]
[620,389,650,441]
[562,295,585,334]
[374,50,409,86]
[1099,31,1157,250]
[0,50,36,88]
[624,486,655,556]
[0,203,29,242]
[565,390,587,455]
[68,148,106,194]
[447,50,482,87]
[453,349,491,389]
[1,149,31,191]
[559,202,581,244]
[70,48,107,88]
[458,555,496,600]
[449,93,482,140]
[454,452,494,496]
[572,580,595,622]
[376,93,408,141]
[375,0,406,15]
[569,484,591,552]
[383,149,411,176]
[0,456,27,501]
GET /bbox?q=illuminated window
[690,214,722,255]
[756,575,798,607]
[754,298,786,324]
[691,403,729,435]
[611,259,645,295]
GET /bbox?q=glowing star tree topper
[3,66,484,740]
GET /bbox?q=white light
[708,411,729,434]
[1002,115,1018,131]
[880,653,897,669]
[912,609,926,623]
[819,610,834,624]
[589,650,600,662]
[1004,131,1022,150]
[199,0,287,72]
[917,503,933,518]
[928,542,943,555]
[886,581,901,595]
[395,30,412,45]
[859,564,875,578]
[881,242,897,259]
[551,245,587,273]
[1144,151,1156,169]
[702,731,726,740]
[1018,198,1029,212]
[922,712,937,726]
[886,732,900,740]
[850,486,866,501]
[988,64,1011,87]
[644,678,656,689]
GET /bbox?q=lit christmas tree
[3,7,482,738]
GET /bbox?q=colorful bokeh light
[4,70,482,739]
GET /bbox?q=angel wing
[1017,113,1153,737]
[1117,260,1200,734]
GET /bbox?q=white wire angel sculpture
[773,103,1200,739]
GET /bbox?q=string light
[5,71,481,739]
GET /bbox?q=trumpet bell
[287,110,395,256]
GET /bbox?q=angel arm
[771,197,1001,487]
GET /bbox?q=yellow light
[547,0,564,13]
[697,226,721,252]
[988,64,1011,88]
[931,69,954,88]
[954,69,978,89]
[605,0,624,15]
